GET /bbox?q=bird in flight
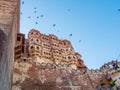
[118,8,120,11]
[20,12,22,15]
[41,14,43,17]
[68,9,71,11]
[36,16,39,19]
[34,11,37,13]
[69,33,72,37]
[35,22,38,24]
[28,16,31,19]
[79,40,82,43]
[22,1,24,5]
[53,24,56,27]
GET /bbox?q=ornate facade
[16,29,86,70]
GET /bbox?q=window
[73,56,75,59]
[79,62,81,65]
[17,37,21,41]
[37,47,39,49]
[24,59,26,62]
[31,46,33,49]
[36,32,38,35]
[31,39,33,41]
[36,39,39,42]
[31,32,33,35]
[68,56,71,59]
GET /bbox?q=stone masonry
[12,29,120,90]
[0,0,20,90]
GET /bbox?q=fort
[12,29,120,90]
[0,0,120,90]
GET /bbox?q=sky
[20,0,120,69]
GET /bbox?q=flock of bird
[20,0,82,43]
[21,0,120,44]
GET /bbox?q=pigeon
[22,1,24,5]
[53,24,56,27]
[68,9,71,11]
[36,16,39,19]
[35,22,38,24]
[28,16,31,19]
[34,11,37,13]
[79,40,82,43]
[41,14,43,17]
[34,7,36,9]
[69,33,72,37]
[118,8,120,11]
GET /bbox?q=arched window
[31,38,33,41]
[36,39,39,42]
[31,46,33,49]
[31,32,33,35]
[37,47,39,49]
[68,56,71,59]
[36,32,38,35]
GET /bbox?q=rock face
[12,58,94,90]
[12,58,120,90]
[0,0,20,90]
[12,57,120,90]
[12,29,120,90]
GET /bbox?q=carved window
[68,56,71,59]
[31,39,33,41]
[17,37,21,41]
[31,32,33,35]
[37,47,39,49]
[79,62,82,65]
[36,39,39,42]
[31,46,33,49]
[36,32,38,35]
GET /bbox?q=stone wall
[11,58,120,90]
[0,0,20,90]
[12,57,95,90]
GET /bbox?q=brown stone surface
[0,0,20,90]
[0,29,7,60]
[12,57,120,90]
[13,29,120,90]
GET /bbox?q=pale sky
[20,0,120,69]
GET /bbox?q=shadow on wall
[0,28,7,61]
